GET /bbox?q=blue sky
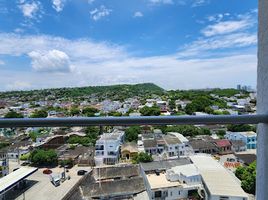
[0,0,257,91]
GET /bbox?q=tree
[140,105,161,116]
[4,111,23,118]
[235,161,256,194]
[30,110,48,118]
[29,149,58,166]
[69,106,80,116]
[125,126,141,142]
[185,96,213,115]
[227,124,254,132]
[82,107,98,117]
[169,99,176,110]
[133,152,153,164]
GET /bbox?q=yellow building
[121,142,138,160]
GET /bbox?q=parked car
[77,170,87,176]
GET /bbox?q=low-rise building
[190,154,248,200]
[94,130,124,165]
[121,142,138,160]
[225,131,257,149]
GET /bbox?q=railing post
[257,0,268,199]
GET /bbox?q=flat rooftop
[0,167,38,194]
[190,155,248,198]
[146,172,181,190]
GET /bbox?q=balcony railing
[0,114,267,128]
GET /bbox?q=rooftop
[140,158,191,172]
[190,155,248,198]
[169,164,199,177]
[146,172,181,190]
[0,167,38,194]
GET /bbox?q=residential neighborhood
[0,83,257,200]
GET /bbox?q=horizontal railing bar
[0,114,267,128]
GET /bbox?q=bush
[235,161,256,194]
[4,111,23,118]
[30,110,48,118]
[125,126,141,142]
[132,152,153,164]
[29,149,58,166]
[20,153,30,161]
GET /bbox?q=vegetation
[4,111,23,118]
[0,142,9,150]
[140,105,161,116]
[132,152,153,164]
[30,110,48,118]
[227,124,256,132]
[0,83,164,101]
[59,159,74,168]
[235,161,256,194]
[20,152,30,161]
[29,149,58,166]
[125,126,141,142]
[160,125,211,137]
[68,126,99,146]
[82,107,98,117]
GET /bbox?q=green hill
[0,83,165,101]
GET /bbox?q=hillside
[0,83,165,101]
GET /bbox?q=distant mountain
[0,83,165,101]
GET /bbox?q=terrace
[0,0,267,199]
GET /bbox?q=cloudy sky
[0,0,257,91]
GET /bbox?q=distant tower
[237,84,241,90]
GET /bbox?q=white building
[166,164,201,186]
[225,131,257,149]
[190,154,248,200]
[163,134,186,158]
[94,130,124,165]
[144,166,201,200]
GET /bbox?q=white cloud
[202,19,253,37]
[133,11,143,18]
[88,0,95,4]
[18,1,40,19]
[28,50,72,73]
[149,0,174,4]
[181,33,257,57]
[90,5,112,21]
[52,0,65,12]
[7,81,31,91]
[0,33,127,61]
[0,60,5,65]
[192,0,208,7]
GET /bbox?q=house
[163,134,185,158]
[213,139,232,155]
[121,142,138,160]
[225,131,257,149]
[94,130,125,165]
[230,140,247,152]
[71,164,148,200]
[57,145,94,166]
[189,139,218,154]
[142,159,202,200]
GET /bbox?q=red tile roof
[215,139,231,147]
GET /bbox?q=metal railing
[0,114,267,127]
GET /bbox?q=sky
[0,0,258,91]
